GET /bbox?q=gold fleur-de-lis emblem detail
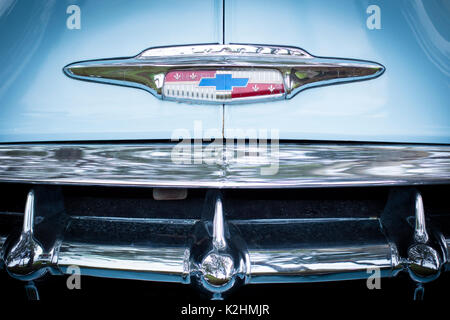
[190,73,197,80]
[174,73,181,80]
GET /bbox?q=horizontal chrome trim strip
[248,244,395,283]
[231,217,378,225]
[51,218,399,284]
[54,240,396,284]
[0,143,449,188]
[70,216,199,225]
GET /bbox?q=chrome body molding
[1,188,449,299]
[248,244,396,282]
[0,143,449,188]
[63,44,384,104]
[57,242,189,282]
[137,44,311,58]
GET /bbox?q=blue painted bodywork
[225,0,450,143]
[0,0,448,143]
[0,0,223,142]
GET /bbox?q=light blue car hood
[0,0,449,144]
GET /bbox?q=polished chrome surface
[190,192,245,297]
[56,215,194,282]
[56,216,401,288]
[201,253,234,286]
[200,195,235,289]
[234,217,401,283]
[0,143,449,188]
[248,244,395,282]
[212,197,226,250]
[406,191,442,283]
[57,242,189,282]
[4,190,53,280]
[137,44,311,58]
[64,44,384,104]
[413,193,429,244]
[407,244,441,282]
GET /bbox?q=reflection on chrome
[408,244,441,282]
[201,253,234,286]
[58,242,188,280]
[249,244,394,280]
[413,193,428,244]
[5,190,52,280]
[407,191,442,284]
[212,196,226,250]
[0,143,449,188]
[63,44,384,104]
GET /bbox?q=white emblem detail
[252,85,259,92]
[268,85,275,93]
[190,73,197,80]
[174,73,181,80]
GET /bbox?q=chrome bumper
[55,217,398,285]
[0,143,449,188]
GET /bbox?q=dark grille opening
[419,185,450,216]
[2,184,449,223]
[0,183,29,214]
[0,183,28,238]
[61,185,391,221]
[63,186,206,220]
[223,187,389,220]
[0,184,396,240]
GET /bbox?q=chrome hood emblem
[63,44,384,104]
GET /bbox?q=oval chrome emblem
[63,44,384,104]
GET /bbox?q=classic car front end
[0,0,449,301]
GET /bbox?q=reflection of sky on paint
[402,0,450,77]
[225,0,450,143]
[226,0,375,58]
[0,0,223,142]
[0,0,17,17]
[0,1,56,98]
